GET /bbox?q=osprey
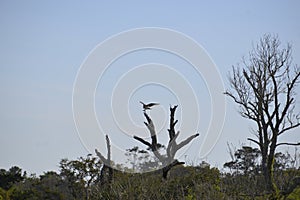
[140,101,159,111]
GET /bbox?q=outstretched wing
[147,103,159,107]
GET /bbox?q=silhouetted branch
[279,122,300,135]
[133,136,151,147]
[168,105,178,140]
[276,142,300,147]
[247,138,262,148]
[95,135,113,185]
[106,135,111,162]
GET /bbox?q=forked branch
[95,135,113,185]
[133,105,199,179]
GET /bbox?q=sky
[1,1,300,175]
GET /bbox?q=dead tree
[134,105,199,179]
[225,34,300,193]
[95,135,113,185]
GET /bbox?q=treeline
[0,146,300,200]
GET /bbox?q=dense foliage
[1,147,300,200]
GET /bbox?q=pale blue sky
[1,1,300,174]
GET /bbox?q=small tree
[0,166,25,190]
[59,154,102,200]
[225,34,300,193]
[224,146,261,175]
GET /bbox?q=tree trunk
[162,160,184,179]
[266,138,278,194]
[260,138,278,193]
[264,164,274,192]
[99,165,113,185]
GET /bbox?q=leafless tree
[95,135,113,185]
[134,105,199,179]
[225,34,300,193]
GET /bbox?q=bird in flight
[140,101,159,111]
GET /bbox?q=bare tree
[134,105,199,179]
[225,34,300,193]
[95,135,113,185]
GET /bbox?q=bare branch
[133,136,152,148]
[176,133,200,151]
[133,136,165,162]
[224,91,258,122]
[105,135,111,162]
[276,142,300,147]
[247,138,262,148]
[95,135,112,166]
[166,131,180,158]
[168,105,178,140]
[279,122,300,135]
[144,112,156,137]
[95,149,107,165]
[278,71,300,128]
